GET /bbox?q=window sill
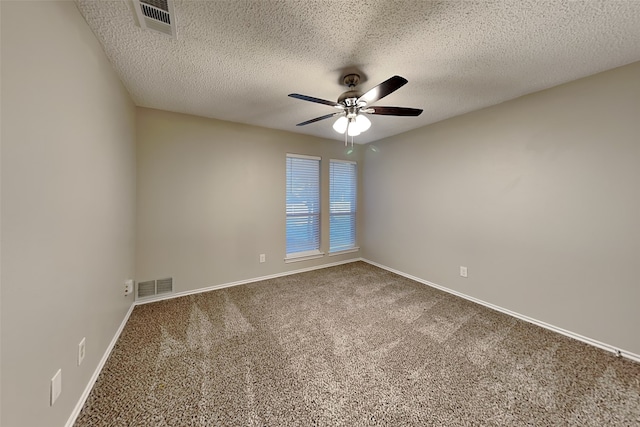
[328,247,360,256]
[284,250,325,263]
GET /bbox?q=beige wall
[362,62,640,355]
[1,2,637,425]
[136,108,363,293]
[1,2,136,426]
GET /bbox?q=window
[286,154,322,261]
[329,159,357,253]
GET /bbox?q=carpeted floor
[75,261,640,426]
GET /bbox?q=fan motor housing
[338,90,363,105]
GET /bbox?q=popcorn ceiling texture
[74,262,640,426]
[75,0,640,144]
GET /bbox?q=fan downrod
[338,74,363,104]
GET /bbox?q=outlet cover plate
[460,266,468,278]
[124,279,134,296]
[78,337,86,366]
[51,369,62,406]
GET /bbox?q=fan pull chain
[345,120,349,146]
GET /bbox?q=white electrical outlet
[259,254,266,263]
[460,266,468,278]
[124,279,134,296]
[78,337,86,366]
[51,369,62,406]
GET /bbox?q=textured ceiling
[76,0,640,144]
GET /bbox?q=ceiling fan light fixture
[333,116,348,133]
[334,114,370,136]
[355,114,371,132]
[347,119,361,136]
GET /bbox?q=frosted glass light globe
[333,116,348,133]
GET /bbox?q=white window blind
[286,154,321,256]
[329,159,357,252]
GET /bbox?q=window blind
[286,154,321,255]
[329,159,357,252]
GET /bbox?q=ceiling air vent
[132,0,177,38]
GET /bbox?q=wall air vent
[137,280,156,299]
[136,277,174,300]
[156,277,173,294]
[132,0,177,38]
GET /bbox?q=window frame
[285,153,324,263]
[328,158,359,255]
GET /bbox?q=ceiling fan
[288,74,423,145]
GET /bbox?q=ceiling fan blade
[367,106,423,116]
[289,93,342,108]
[358,75,408,105]
[296,112,342,126]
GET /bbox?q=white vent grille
[137,280,156,299]
[156,277,173,294]
[136,277,174,300]
[132,0,176,38]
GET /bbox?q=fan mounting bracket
[343,73,360,88]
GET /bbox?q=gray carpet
[75,261,640,426]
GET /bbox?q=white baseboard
[135,257,362,305]
[65,302,136,427]
[66,256,638,426]
[66,257,361,426]
[362,258,640,364]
